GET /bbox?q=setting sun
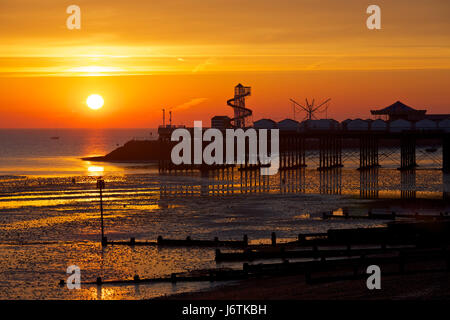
[86,94,104,110]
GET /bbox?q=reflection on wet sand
[360,168,379,199]
[319,168,342,195]
[0,168,448,300]
[159,168,307,197]
[401,170,416,199]
[280,169,305,194]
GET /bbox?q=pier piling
[443,133,450,173]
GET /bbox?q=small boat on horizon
[50,136,60,140]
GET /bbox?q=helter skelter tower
[227,83,252,128]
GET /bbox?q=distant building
[389,119,412,132]
[341,119,352,127]
[371,100,449,122]
[438,119,450,132]
[302,119,340,130]
[371,101,426,121]
[415,119,437,130]
[371,119,387,131]
[277,119,300,131]
[211,116,232,130]
[254,118,278,129]
[425,114,450,121]
[346,119,369,131]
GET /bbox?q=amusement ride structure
[227,84,253,128]
[290,98,331,121]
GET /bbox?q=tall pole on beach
[97,177,106,246]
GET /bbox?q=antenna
[162,108,165,127]
[290,98,331,121]
[169,111,172,126]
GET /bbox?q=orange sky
[0,0,449,128]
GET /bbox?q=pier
[158,128,450,173]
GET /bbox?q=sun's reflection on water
[87,165,104,176]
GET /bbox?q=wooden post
[97,178,106,246]
[305,267,312,284]
[446,252,450,271]
[399,251,405,274]
[443,134,450,173]
[359,136,364,169]
[215,249,221,261]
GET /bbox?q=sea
[0,129,448,299]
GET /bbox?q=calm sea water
[0,129,448,299]
[0,129,158,176]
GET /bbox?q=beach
[0,129,449,300]
[167,268,450,300]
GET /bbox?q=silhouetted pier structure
[400,135,417,170]
[444,174,450,201]
[280,134,307,170]
[360,168,379,198]
[401,169,416,199]
[318,135,342,171]
[359,136,379,170]
[158,128,450,173]
[319,168,342,195]
[444,135,450,174]
[155,127,449,201]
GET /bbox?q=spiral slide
[227,84,253,128]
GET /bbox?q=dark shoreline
[82,140,161,163]
[162,262,450,300]
[81,156,158,164]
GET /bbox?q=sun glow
[87,165,104,176]
[86,94,104,110]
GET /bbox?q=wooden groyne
[103,235,249,248]
[61,245,450,287]
[60,220,450,288]
[59,269,248,287]
[104,238,156,246]
[322,211,450,221]
[156,235,248,247]
[102,218,450,249]
[243,246,450,284]
[216,220,450,262]
[215,245,415,262]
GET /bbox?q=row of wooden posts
[63,242,450,287]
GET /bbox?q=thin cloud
[192,58,216,73]
[170,98,208,111]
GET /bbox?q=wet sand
[0,169,448,299]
